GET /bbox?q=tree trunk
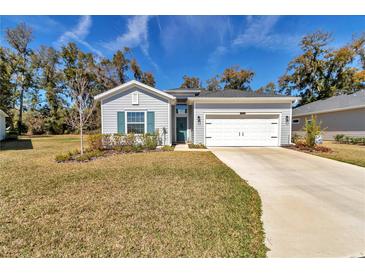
[18,88,24,135]
[80,109,84,155]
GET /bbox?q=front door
[176,117,187,143]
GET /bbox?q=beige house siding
[292,107,365,139]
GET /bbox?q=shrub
[124,133,136,146]
[188,143,207,149]
[142,133,158,150]
[102,134,113,149]
[121,145,133,153]
[87,134,103,151]
[85,150,104,159]
[161,145,174,151]
[291,133,301,144]
[55,153,71,162]
[75,154,91,162]
[113,133,124,147]
[303,115,322,148]
[132,144,144,153]
[334,134,345,143]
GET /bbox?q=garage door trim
[203,112,282,147]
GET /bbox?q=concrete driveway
[210,147,365,257]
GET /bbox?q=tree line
[1,23,364,137]
[0,23,155,136]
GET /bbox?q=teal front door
[176,117,187,142]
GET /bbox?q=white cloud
[56,15,103,57]
[102,16,159,70]
[232,16,298,50]
[207,46,227,66]
[103,16,150,55]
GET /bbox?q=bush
[334,134,345,143]
[188,143,207,149]
[142,133,158,150]
[132,144,144,153]
[291,133,302,144]
[121,145,133,153]
[75,154,91,162]
[55,153,71,162]
[113,133,124,147]
[87,134,103,151]
[85,150,104,158]
[161,145,174,151]
[303,115,322,148]
[124,133,136,146]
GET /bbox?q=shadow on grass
[0,139,33,151]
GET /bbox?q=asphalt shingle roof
[293,90,365,116]
[197,89,289,98]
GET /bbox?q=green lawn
[313,141,365,168]
[0,135,266,257]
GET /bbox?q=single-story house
[94,80,300,147]
[292,90,365,140]
[0,109,8,141]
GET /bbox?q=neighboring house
[95,80,299,147]
[292,90,365,140]
[0,109,8,141]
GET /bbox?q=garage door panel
[205,117,279,147]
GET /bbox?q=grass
[311,141,365,168]
[0,135,266,257]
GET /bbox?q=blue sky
[1,15,364,90]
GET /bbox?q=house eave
[187,97,301,104]
[94,80,176,102]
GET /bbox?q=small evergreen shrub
[121,145,133,153]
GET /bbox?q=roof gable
[94,80,176,101]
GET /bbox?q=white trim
[203,112,281,147]
[187,97,300,104]
[125,110,147,134]
[167,103,171,145]
[101,99,104,134]
[94,80,176,101]
[293,105,365,117]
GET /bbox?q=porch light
[285,115,289,123]
[197,116,201,124]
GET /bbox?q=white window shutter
[132,92,139,105]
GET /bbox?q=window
[127,112,145,134]
[292,118,300,124]
[132,92,139,105]
[176,104,187,114]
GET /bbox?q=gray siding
[194,103,292,146]
[188,104,194,143]
[0,116,5,141]
[292,107,365,140]
[101,86,170,145]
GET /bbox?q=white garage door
[205,115,279,147]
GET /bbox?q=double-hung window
[127,112,145,134]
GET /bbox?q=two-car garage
[205,114,280,147]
